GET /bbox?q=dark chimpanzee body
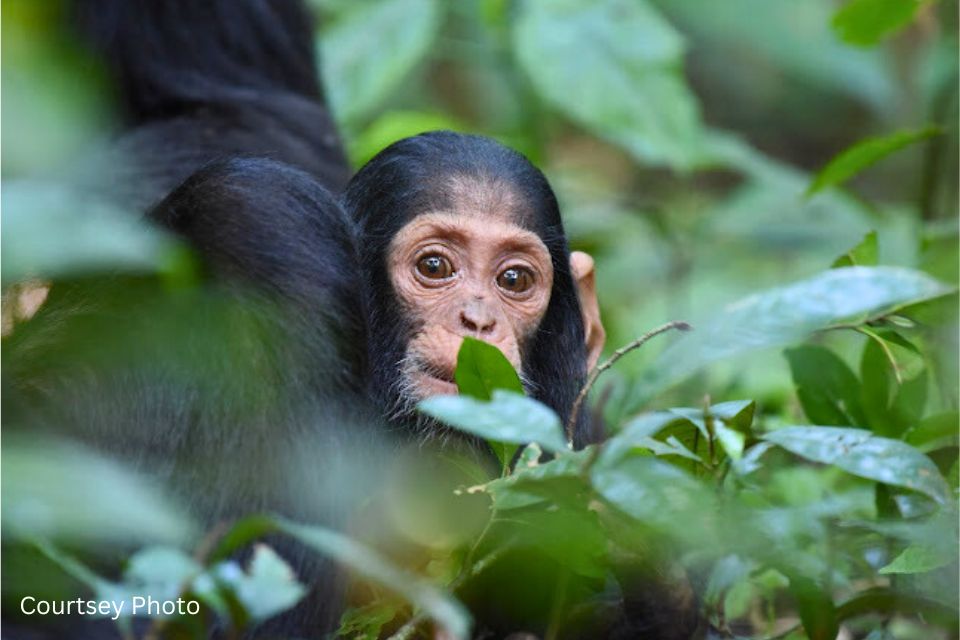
[3,0,699,638]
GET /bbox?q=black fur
[73,0,350,212]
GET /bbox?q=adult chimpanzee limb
[73,0,351,210]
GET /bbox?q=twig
[566,320,692,440]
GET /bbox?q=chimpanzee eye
[497,267,534,293]
[416,255,454,279]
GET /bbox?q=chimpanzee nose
[460,303,496,335]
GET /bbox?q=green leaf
[879,544,957,575]
[785,346,867,427]
[319,0,442,127]
[807,127,940,195]
[714,423,746,461]
[2,438,195,547]
[482,448,590,510]
[637,267,952,402]
[335,601,403,640]
[711,400,756,432]
[513,0,705,169]
[213,545,306,623]
[904,412,960,452]
[347,110,463,167]
[211,515,471,639]
[125,547,202,599]
[591,455,713,543]
[832,0,923,47]
[763,426,951,504]
[789,576,839,640]
[633,434,703,463]
[602,411,694,464]
[278,520,470,640]
[454,337,524,401]
[2,181,180,286]
[832,231,878,268]
[419,390,568,453]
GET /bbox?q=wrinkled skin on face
[388,212,554,398]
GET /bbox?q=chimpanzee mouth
[415,363,458,396]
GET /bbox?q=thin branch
[566,320,692,440]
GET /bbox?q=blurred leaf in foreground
[419,390,567,454]
[2,181,182,286]
[2,438,195,547]
[210,516,471,640]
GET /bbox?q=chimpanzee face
[387,210,554,398]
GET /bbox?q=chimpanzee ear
[570,251,605,370]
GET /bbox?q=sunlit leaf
[763,426,951,504]
[513,0,705,169]
[213,544,306,623]
[714,423,745,461]
[637,267,952,402]
[807,127,940,195]
[711,400,756,432]
[832,0,923,47]
[879,543,957,575]
[832,231,878,268]
[419,390,568,453]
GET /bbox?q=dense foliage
[3,0,957,639]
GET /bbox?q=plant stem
[566,320,691,440]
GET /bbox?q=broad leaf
[879,544,957,575]
[711,400,756,432]
[591,455,714,544]
[785,346,867,427]
[279,520,470,640]
[483,448,590,510]
[319,0,441,127]
[2,438,194,546]
[419,390,568,453]
[513,0,705,169]
[789,575,839,640]
[214,545,306,623]
[763,427,951,504]
[637,267,952,402]
[454,337,523,400]
[211,516,471,640]
[832,231,878,268]
[832,0,923,46]
[807,127,940,195]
